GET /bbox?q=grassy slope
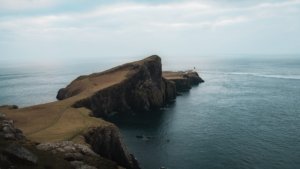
[0,56,165,143]
[0,68,129,143]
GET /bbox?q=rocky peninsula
[0,55,204,169]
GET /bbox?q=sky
[0,0,300,64]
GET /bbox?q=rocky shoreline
[0,55,204,169]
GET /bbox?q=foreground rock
[0,113,70,169]
[0,55,203,169]
[0,113,119,169]
[36,141,119,169]
[4,143,38,165]
[0,113,24,140]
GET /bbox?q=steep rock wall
[58,56,177,117]
[84,124,140,169]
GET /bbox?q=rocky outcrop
[4,143,38,165]
[0,113,119,169]
[36,141,119,169]
[0,113,37,168]
[163,71,204,91]
[184,71,205,85]
[0,113,24,141]
[0,113,66,169]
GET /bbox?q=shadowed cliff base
[0,55,204,169]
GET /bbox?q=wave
[203,71,300,80]
[230,72,300,80]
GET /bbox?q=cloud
[0,1,246,34]
[1,0,297,30]
[1,0,300,57]
[0,0,59,10]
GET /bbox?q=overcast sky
[0,0,300,64]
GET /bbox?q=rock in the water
[4,143,38,165]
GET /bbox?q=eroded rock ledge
[0,55,204,169]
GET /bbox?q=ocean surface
[1,56,300,169]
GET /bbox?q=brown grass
[163,71,186,80]
[0,67,130,143]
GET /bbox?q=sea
[0,56,300,169]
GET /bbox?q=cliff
[57,56,203,117]
[0,55,204,169]
[57,55,178,117]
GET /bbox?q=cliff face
[84,124,139,169]
[58,56,178,117]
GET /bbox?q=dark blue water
[0,57,300,169]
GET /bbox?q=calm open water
[0,57,300,169]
